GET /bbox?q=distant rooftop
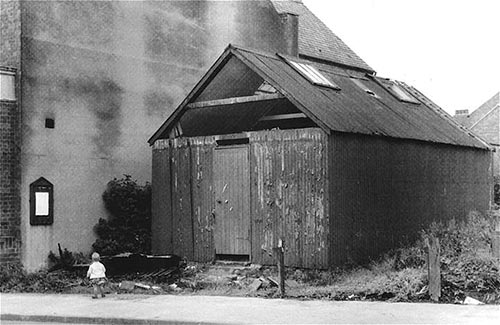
[454,92,500,146]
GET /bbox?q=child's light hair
[91,252,100,262]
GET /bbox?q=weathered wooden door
[213,146,251,256]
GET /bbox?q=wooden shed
[149,45,493,269]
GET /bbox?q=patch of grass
[287,210,500,303]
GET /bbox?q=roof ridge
[228,44,280,60]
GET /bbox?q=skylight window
[388,83,420,104]
[287,60,340,90]
[351,78,378,98]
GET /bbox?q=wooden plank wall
[151,137,216,261]
[329,133,492,266]
[249,128,329,269]
[152,128,329,268]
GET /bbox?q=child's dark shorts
[90,277,106,286]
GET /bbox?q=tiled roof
[150,45,489,150]
[271,0,374,72]
[469,92,499,124]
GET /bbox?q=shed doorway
[213,145,251,259]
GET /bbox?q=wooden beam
[187,93,284,109]
[259,113,307,121]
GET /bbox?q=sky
[303,0,500,115]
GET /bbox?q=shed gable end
[149,48,322,141]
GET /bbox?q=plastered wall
[18,0,289,270]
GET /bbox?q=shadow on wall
[22,1,115,48]
[62,76,123,157]
[143,1,207,65]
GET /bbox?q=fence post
[492,219,500,259]
[273,239,285,298]
[427,235,441,302]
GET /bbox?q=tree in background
[92,175,151,256]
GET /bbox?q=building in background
[2,0,351,270]
[454,92,499,177]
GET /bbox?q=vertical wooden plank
[190,137,215,262]
[171,138,194,260]
[492,221,500,259]
[151,140,173,254]
[251,140,269,264]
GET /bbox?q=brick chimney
[279,12,299,57]
[454,109,469,116]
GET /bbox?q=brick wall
[0,100,21,263]
[1,0,21,263]
[0,0,21,67]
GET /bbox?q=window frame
[0,67,17,101]
[387,83,420,104]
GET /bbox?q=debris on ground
[267,277,279,287]
[463,296,484,305]
[119,281,135,292]
[134,282,151,290]
[249,279,262,292]
[102,253,181,276]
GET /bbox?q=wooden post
[273,239,285,298]
[492,220,500,259]
[427,235,441,302]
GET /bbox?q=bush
[48,247,75,271]
[367,211,500,303]
[423,211,495,259]
[92,175,152,256]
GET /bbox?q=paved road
[1,293,500,324]
[1,320,95,325]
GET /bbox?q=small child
[87,252,106,299]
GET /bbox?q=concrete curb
[1,314,216,325]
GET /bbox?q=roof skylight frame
[387,82,420,104]
[283,57,341,90]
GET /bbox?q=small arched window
[30,177,53,225]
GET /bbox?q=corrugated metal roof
[271,0,373,72]
[232,46,488,149]
[150,45,489,150]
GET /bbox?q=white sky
[303,0,500,115]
